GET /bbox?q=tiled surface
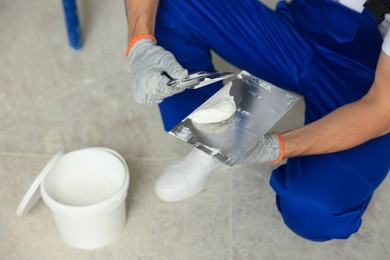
[0,0,389,259]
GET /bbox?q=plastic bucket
[40,148,130,249]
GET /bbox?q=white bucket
[39,148,130,249]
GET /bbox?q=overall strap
[364,0,390,23]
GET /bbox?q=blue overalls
[154,0,390,241]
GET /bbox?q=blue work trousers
[155,0,390,241]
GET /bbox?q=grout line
[0,151,180,162]
[0,152,52,158]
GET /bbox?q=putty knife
[167,71,235,89]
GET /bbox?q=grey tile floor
[0,0,389,259]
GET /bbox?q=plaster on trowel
[169,71,300,166]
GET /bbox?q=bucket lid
[16,151,64,217]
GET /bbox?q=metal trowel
[167,71,235,89]
[169,71,301,166]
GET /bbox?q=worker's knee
[276,195,365,241]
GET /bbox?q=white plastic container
[16,148,130,249]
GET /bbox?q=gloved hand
[128,38,188,105]
[236,132,285,164]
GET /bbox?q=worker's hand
[236,133,284,164]
[129,38,188,105]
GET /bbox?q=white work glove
[129,38,188,105]
[236,133,284,164]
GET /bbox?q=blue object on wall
[62,0,82,50]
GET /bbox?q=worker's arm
[238,51,390,165]
[125,0,159,42]
[282,50,390,158]
[124,0,188,105]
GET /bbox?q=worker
[125,0,390,241]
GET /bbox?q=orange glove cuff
[267,132,285,165]
[126,34,157,57]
